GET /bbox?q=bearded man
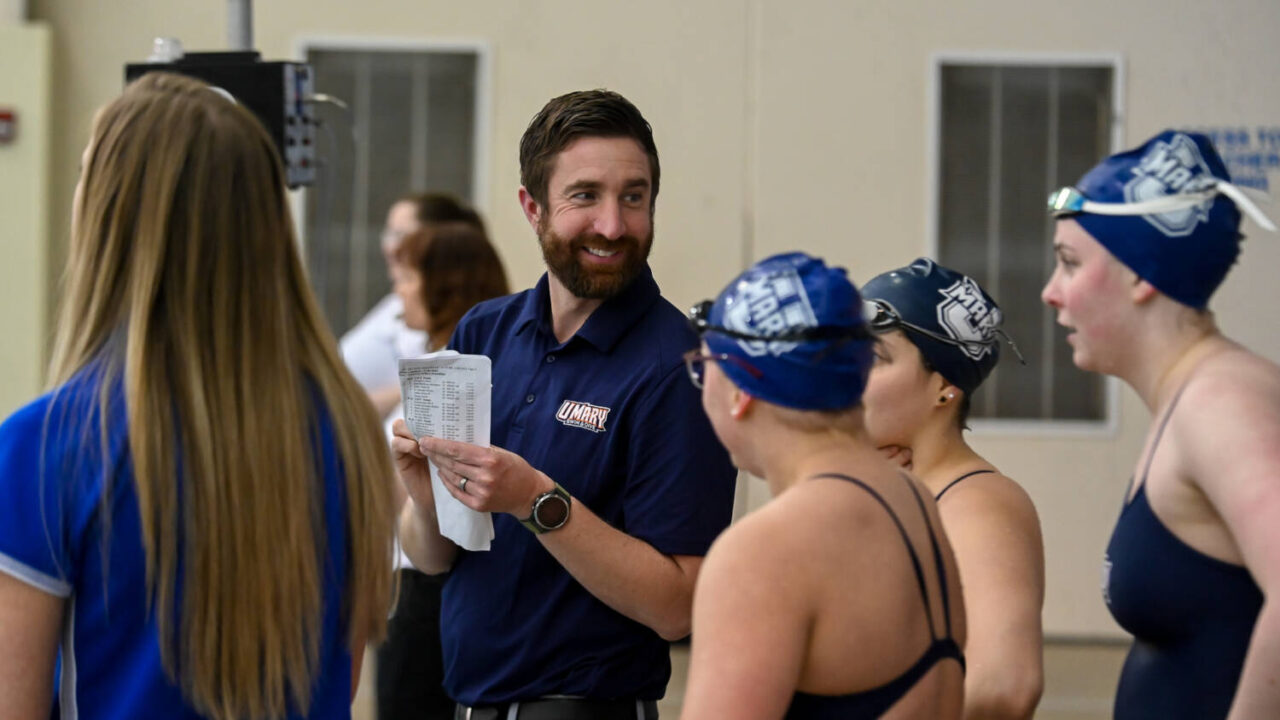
[393,89,737,720]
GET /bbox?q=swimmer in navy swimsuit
[784,472,964,719]
[860,260,1045,719]
[1043,130,1280,719]
[1105,386,1264,719]
[680,253,966,719]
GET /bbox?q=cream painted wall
[31,0,749,320]
[0,22,50,417]
[24,0,1280,636]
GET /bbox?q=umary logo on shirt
[555,399,611,433]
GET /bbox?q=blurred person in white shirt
[339,193,486,417]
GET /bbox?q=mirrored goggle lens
[689,299,714,330]
[1047,187,1085,216]
[863,299,898,330]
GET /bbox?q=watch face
[534,493,570,530]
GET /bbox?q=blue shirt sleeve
[0,395,75,597]
[621,363,737,557]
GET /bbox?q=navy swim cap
[691,252,874,411]
[1047,130,1277,309]
[861,258,1009,396]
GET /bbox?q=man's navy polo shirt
[441,265,737,705]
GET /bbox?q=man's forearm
[1228,602,1280,720]
[536,499,701,641]
[398,499,458,575]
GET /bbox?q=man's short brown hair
[518,89,660,211]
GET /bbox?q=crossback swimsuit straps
[784,472,965,719]
[1106,385,1264,720]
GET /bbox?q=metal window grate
[937,62,1114,421]
[303,48,479,336]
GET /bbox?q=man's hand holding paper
[390,418,438,513]
[397,352,495,551]
[418,437,556,516]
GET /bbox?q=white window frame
[926,51,1126,437]
[287,35,494,253]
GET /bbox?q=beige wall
[0,22,50,417]
[23,0,1280,636]
[30,0,750,318]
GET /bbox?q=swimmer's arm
[1229,610,1280,720]
[1179,376,1280,720]
[680,524,808,720]
[0,572,63,719]
[939,476,1045,720]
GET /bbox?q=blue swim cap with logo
[1047,129,1277,309]
[696,252,874,411]
[861,258,1007,396]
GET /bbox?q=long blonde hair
[48,72,394,719]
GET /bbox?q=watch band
[520,482,571,534]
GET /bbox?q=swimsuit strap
[1138,382,1194,486]
[900,472,956,639]
[935,469,996,500]
[810,472,945,640]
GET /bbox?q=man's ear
[517,186,542,232]
[730,389,754,420]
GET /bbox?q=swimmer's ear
[1131,277,1158,305]
[730,388,754,420]
[935,384,961,408]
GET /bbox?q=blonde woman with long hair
[0,72,395,719]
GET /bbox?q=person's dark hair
[396,221,509,348]
[519,89,660,211]
[397,192,486,235]
[920,355,972,431]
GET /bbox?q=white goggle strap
[1212,180,1277,233]
[1076,183,1277,233]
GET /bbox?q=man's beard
[538,220,653,300]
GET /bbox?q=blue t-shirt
[442,266,737,705]
[0,365,354,719]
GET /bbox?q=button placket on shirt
[512,344,558,430]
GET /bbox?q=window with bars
[934,60,1117,422]
[302,45,482,336]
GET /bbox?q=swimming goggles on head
[863,298,1026,365]
[1047,184,1276,232]
[688,299,870,344]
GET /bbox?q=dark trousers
[376,568,453,720]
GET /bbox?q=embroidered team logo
[722,267,818,357]
[1126,132,1217,238]
[936,277,1000,361]
[555,399,611,433]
